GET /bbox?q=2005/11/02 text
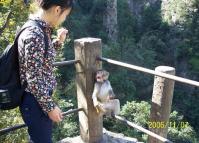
[148,121,189,129]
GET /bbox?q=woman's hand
[57,28,68,44]
[48,106,63,122]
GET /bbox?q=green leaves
[104,101,198,142]
[0,109,28,143]
[168,111,197,143]
[0,0,30,53]
[120,101,150,126]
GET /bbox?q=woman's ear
[53,6,62,16]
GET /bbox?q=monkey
[92,70,120,116]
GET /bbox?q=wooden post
[148,66,175,143]
[74,38,103,143]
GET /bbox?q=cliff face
[127,0,159,18]
[123,0,197,96]
[103,0,160,42]
[103,0,118,42]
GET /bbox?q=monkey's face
[96,70,109,82]
[96,72,104,82]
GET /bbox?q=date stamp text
[148,121,189,129]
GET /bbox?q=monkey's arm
[109,90,115,100]
[107,81,116,99]
[92,83,100,107]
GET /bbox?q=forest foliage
[0,0,199,142]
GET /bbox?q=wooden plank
[148,66,175,143]
[99,57,199,87]
[74,38,103,143]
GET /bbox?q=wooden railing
[1,37,199,143]
[0,108,83,136]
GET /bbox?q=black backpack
[0,20,48,110]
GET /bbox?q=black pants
[19,91,53,143]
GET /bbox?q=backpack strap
[14,19,49,58]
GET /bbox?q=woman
[17,0,73,142]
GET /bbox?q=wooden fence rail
[98,57,199,87]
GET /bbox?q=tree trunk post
[74,38,103,143]
[148,66,175,143]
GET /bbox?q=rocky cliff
[103,0,118,42]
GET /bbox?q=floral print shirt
[18,16,61,113]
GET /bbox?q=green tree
[0,0,30,53]
[0,109,28,143]
[0,1,33,142]
[104,101,198,142]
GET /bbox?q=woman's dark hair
[38,0,73,10]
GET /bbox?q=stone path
[58,128,144,143]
